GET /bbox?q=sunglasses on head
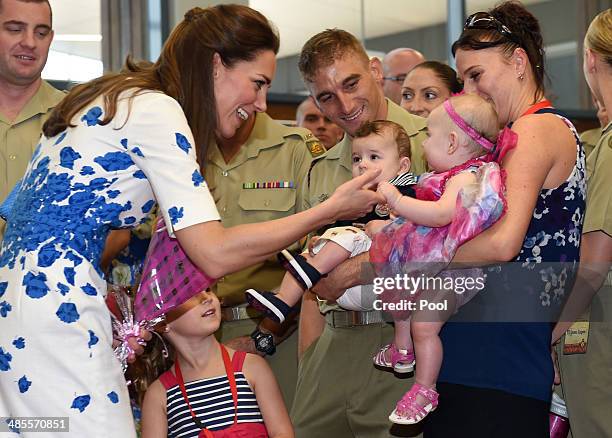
[464,12,521,46]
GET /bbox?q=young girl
[245,120,417,321]
[368,93,516,425]
[140,290,293,438]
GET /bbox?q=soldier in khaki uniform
[0,0,64,240]
[558,122,612,438]
[555,12,612,438]
[579,100,607,158]
[203,110,324,409]
[291,29,427,438]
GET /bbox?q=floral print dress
[0,91,219,437]
[437,108,587,402]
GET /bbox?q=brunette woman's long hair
[43,4,279,172]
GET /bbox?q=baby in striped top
[245,120,417,321]
[140,290,293,438]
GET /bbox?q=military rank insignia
[307,141,325,157]
[243,181,295,189]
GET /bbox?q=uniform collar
[386,98,426,136]
[321,132,352,172]
[1,80,65,125]
[244,112,287,158]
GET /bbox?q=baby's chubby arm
[365,219,391,237]
[377,172,477,228]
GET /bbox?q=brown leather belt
[325,309,385,328]
[220,305,262,322]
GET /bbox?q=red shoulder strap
[220,344,239,426]
[231,350,247,372]
[159,369,178,390]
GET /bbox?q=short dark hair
[410,61,463,94]
[354,120,411,159]
[0,0,53,27]
[452,1,546,101]
[299,29,369,83]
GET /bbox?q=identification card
[563,320,590,354]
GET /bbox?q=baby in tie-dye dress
[368,94,517,425]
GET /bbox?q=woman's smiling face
[213,50,276,139]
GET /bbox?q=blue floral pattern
[0,91,219,435]
[18,375,31,393]
[71,395,91,413]
[515,114,586,306]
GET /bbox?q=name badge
[563,320,590,355]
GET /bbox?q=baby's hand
[365,220,390,237]
[377,182,401,208]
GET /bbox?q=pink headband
[443,99,495,152]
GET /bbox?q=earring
[518,73,525,81]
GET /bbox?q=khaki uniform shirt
[580,127,602,160]
[303,99,427,313]
[558,122,612,438]
[0,80,65,239]
[584,121,612,268]
[204,112,322,306]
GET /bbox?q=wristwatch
[250,328,276,356]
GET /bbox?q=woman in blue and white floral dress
[0,5,382,437]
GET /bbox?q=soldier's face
[213,49,276,139]
[0,0,53,86]
[297,98,344,148]
[306,52,386,137]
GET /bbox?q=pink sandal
[389,383,439,424]
[372,343,415,373]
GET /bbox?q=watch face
[258,336,272,350]
[255,333,275,354]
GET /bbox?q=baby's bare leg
[275,242,351,307]
[394,318,413,352]
[411,289,457,388]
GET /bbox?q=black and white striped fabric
[389,171,418,187]
[166,372,263,438]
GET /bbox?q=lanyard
[174,343,239,437]
[520,99,553,117]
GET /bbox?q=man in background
[292,29,427,438]
[296,96,344,149]
[0,0,64,240]
[381,47,425,105]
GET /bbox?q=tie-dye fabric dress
[0,91,220,437]
[369,130,515,314]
